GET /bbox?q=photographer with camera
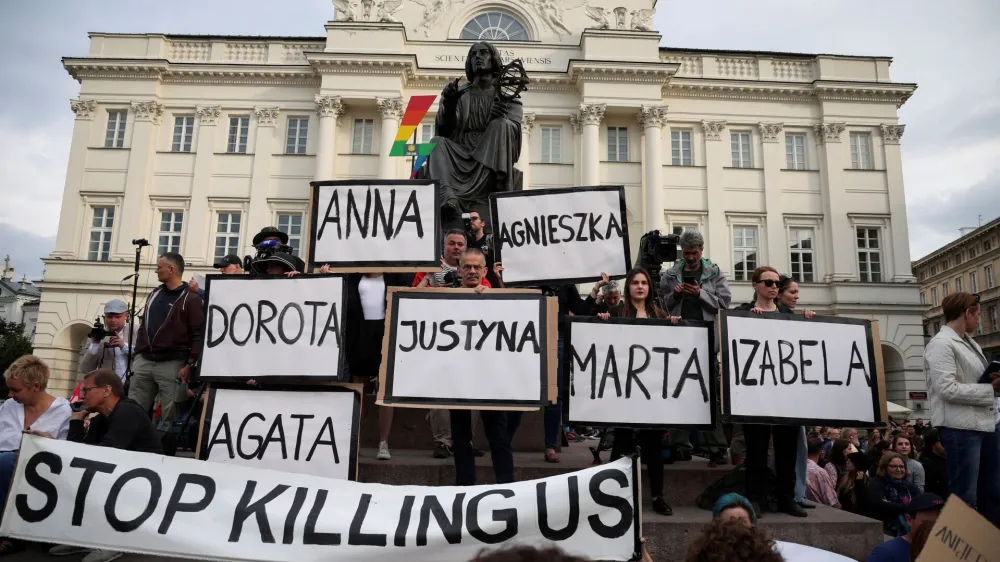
[79,299,132,384]
[412,230,492,289]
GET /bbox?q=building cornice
[912,217,1000,267]
[665,78,814,103]
[813,80,916,108]
[307,53,416,76]
[568,60,675,85]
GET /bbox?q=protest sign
[564,317,716,428]
[1,435,641,562]
[377,288,557,409]
[915,496,1000,562]
[489,186,631,286]
[721,310,885,426]
[310,180,441,272]
[198,385,361,480]
[199,274,347,381]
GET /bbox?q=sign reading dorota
[490,186,632,287]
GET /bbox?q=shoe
[432,443,451,458]
[82,550,123,562]
[470,443,485,457]
[708,451,728,465]
[566,431,580,441]
[49,545,91,556]
[585,430,601,440]
[544,450,560,463]
[797,500,817,509]
[777,499,808,518]
[651,497,673,516]
[376,441,391,461]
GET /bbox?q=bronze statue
[420,42,527,230]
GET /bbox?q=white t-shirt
[0,397,72,451]
[358,275,387,321]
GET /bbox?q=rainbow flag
[389,95,437,158]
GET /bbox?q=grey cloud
[0,223,54,281]
[908,174,1000,260]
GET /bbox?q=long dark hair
[464,42,505,82]
[621,267,665,319]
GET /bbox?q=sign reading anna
[1,435,641,562]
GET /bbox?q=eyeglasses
[460,264,485,271]
[757,279,778,287]
[887,464,906,470]
[79,384,108,396]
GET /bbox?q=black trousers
[450,410,522,486]
[743,423,798,504]
[610,429,664,499]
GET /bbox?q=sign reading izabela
[721,310,885,426]
[310,180,441,271]
[1,435,641,562]
[201,386,360,480]
[200,274,347,381]
[566,317,716,428]
[490,186,632,287]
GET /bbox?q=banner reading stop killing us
[2,435,641,562]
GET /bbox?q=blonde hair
[4,355,50,391]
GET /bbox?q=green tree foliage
[0,320,34,383]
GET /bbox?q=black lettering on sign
[822,341,842,386]
[799,340,820,385]
[318,187,424,241]
[398,320,540,354]
[69,457,115,526]
[229,481,289,543]
[105,468,162,532]
[599,350,621,399]
[758,342,777,386]
[537,477,579,541]
[733,339,759,386]
[467,489,518,544]
[394,495,416,547]
[497,212,624,249]
[215,413,340,463]
[416,494,465,546]
[625,345,651,400]
[734,336,864,387]
[157,473,216,535]
[15,451,62,524]
[587,469,634,539]
[569,344,596,398]
[207,301,340,349]
[304,489,340,545]
[778,340,798,384]
[652,346,680,399]
[237,413,265,460]
[676,349,709,402]
[348,494,388,546]
[847,341,871,387]
[282,487,309,545]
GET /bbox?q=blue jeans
[0,451,18,512]
[940,426,999,525]
[794,426,807,503]
[543,337,565,450]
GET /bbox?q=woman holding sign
[599,267,679,516]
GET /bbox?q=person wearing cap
[214,254,243,274]
[864,493,945,562]
[79,299,133,384]
[253,226,288,247]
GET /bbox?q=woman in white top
[0,355,71,554]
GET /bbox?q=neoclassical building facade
[37,0,927,406]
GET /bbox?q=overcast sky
[1,0,998,280]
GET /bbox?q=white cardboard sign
[200,274,347,381]
[1,435,640,562]
[490,186,631,286]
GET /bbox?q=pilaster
[638,105,668,232]
[113,101,163,260]
[314,95,345,181]
[570,114,582,186]
[758,122,787,274]
[702,120,729,269]
[248,107,279,237]
[815,122,854,282]
[881,124,914,282]
[183,105,221,264]
[52,100,98,258]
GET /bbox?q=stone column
[570,114,582,186]
[183,105,221,264]
[638,105,668,232]
[114,101,163,260]
[758,122,787,273]
[520,113,535,189]
[881,124,915,282]
[52,100,98,258]
[376,97,405,179]
[247,107,279,235]
[702,120,729,268]
[579,103,606,186]
[815,122,854,281]
[314,95,345,181]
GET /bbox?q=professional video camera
[636,230,679,300]
[244,238,298,276]
[87,317,112,342]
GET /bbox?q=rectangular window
[352,119,374,154]
[785,134,806,170]
[955,253,963,265]
[942,282,949,297]
[931,265,937,275]
[286,117,309,155]
[418,123,434,143]
[105,110,127,148]
[227,117,249,153]
[541,127,562,164]
[88,206,115,261]
[788,227,815,283]
[987,264,995,289]
[732,226,758,282]
[171,116,194,152]
[671,130,692,166]
[969,247,977,259]
[919,292,926,305]
[970,271,979,293]
[607,127,628,162]
[990,305,999,333]
[931,287,938,307]
[985,239,993,252]
[672,224,699,236]
[276,213,304,257]
[850,132,873,170]
[856,227,882,282]
[157,211,184,255]
[955,276,963,293]
[730,132,752,168]
[215,212,242,260]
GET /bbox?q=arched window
[460,11,529,41]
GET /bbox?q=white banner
[200,275,346,381]
[2,435,640,562]
[722,311,880,425]
[203,387,360,480]
[490,186,631,286]
[310,180,440,270]
[380,290,550,408]
[566,318,715,427]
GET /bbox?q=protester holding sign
[599,267,679,516]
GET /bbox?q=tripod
[124,238,149,393]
